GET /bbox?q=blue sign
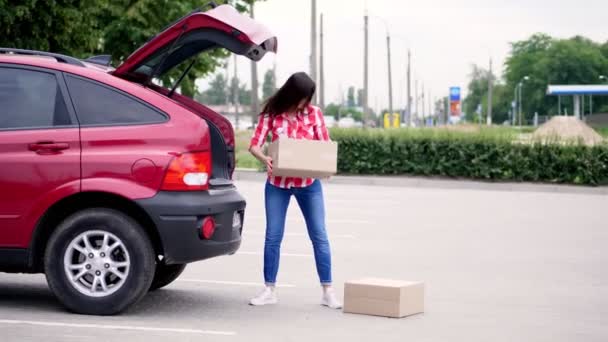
[450,87,461,102]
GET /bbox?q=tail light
[201,216,216,239]
[161,151,211,191]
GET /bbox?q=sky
[199,0,608,113]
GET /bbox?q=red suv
[0,5,276,315]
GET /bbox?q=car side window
[66,75,167,126]
[0,67,71,130]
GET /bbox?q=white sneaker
[249,287,278,306]
[321,288,343,309]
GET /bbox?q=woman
[248,72,341,309]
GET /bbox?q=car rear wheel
[44,208,155,315]
[149,263,186,291]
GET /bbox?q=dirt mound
[532,116,605,146]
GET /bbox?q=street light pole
[518,83,523,127]
[407,50,412,127]
[518,76,529,127]
[513,85,518,126]
[387,33,393,120]
[319,13,325,109]
[249,2,259,119]
[487,57,493,126]
[363,13,369,125]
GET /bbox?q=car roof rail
[0,48,85,67]
[83,55,112,67]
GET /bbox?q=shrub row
[329,128,608,185]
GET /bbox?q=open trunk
[112,4,277,182]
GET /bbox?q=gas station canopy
[547,85,608,96]
[546,85,608,118]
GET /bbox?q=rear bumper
[136,187,246,265]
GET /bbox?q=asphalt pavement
[1,180,607,342]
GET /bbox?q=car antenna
[145,24,189,88]
[205,2,218,9]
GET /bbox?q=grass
[235,130,262,169]
[596,127,608,138]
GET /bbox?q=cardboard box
[344,278,425,318]
[267,138,338,178]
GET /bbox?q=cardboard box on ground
[344,278,425,318]
[268,138,338,178]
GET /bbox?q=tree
[196,73,228,105]
[347,87,356,108]
[262,68,276,101]
[229,76,252,106]
[0,0,110,57]
[463,64,512,124]
[357,88,364,107]
[504,33,608,119]
[324,103,340,120]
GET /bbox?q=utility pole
[406,50,412,127]
[363,12,369,125]
[414,79,418,123]
[233,55,240,130]
[487,57,493,126]
[225,59,230,108]
[428,90,432,124]
[319,13,325,109]
[250,2,259,118]
[310,0,318,105]
[421,83,425,118]
[518,83,522,127]
[386,33,393,118]
[513,85,518,125]
[272,62,277,90]
[445,96,449,125]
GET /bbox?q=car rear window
[65,75,167,126]
[0,67,71,130]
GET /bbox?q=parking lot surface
[1,180,607,341]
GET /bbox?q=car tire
[149,263,187,291]
[44,208,155,315]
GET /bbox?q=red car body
[0,5,276,314]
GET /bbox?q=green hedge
[330,128,608,185]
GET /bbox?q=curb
[233,169,608,196]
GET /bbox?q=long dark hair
[262,72,316,116]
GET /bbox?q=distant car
[324,116,336,127]
[338,117,356,128]
[0,5,276,315]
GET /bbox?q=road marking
[0,319,236,336]
[244,231,356,239]
[178,279,296,288]
[237,251,313,258]
[246,215,372,225]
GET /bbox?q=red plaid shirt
[250,105,331,188]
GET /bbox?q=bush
[330,128,608,185]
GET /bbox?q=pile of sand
[532,116,605,146]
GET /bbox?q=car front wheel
[44,208,155,315]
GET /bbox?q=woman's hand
[249,145,273,176]
[262,155,273,176]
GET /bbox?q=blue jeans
[264,180,332,285]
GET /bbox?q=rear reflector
[232,212,242,228]
[161,152,211,191]
[201,216,216,239]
